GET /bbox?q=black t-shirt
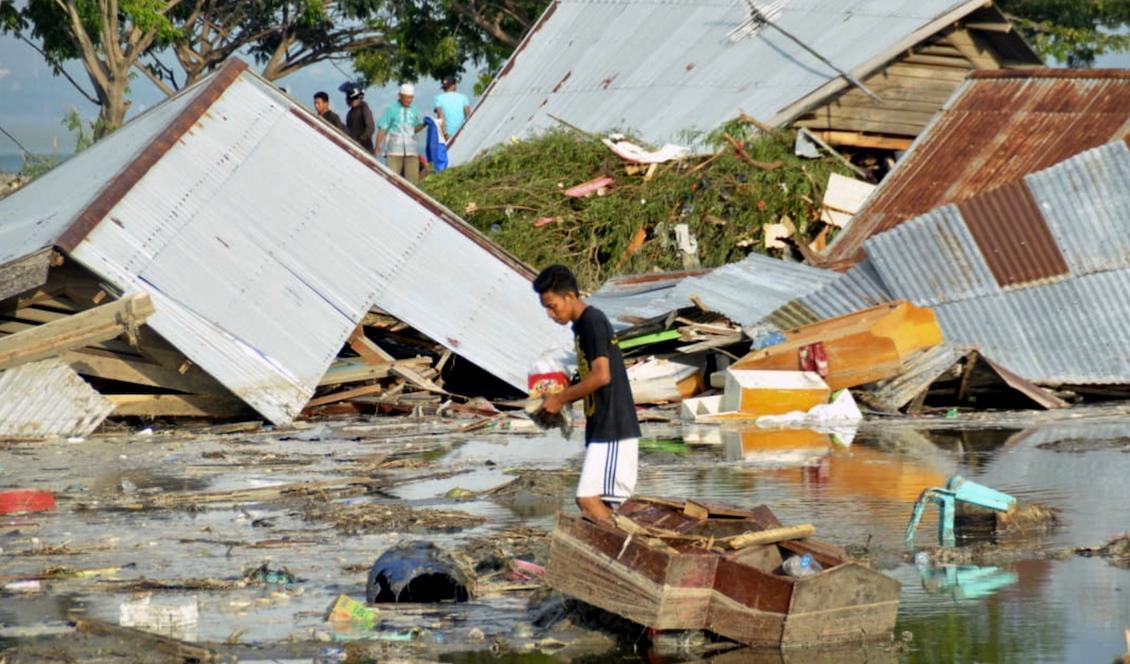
[572,306,641,444]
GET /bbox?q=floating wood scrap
[70,612,219,663]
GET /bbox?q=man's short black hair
[314,91,329,103]
[533,264,579,296]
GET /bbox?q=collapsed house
[819,69,1130,268]
[774,138,1130,394]
[447,0,1039,165]
[0,58,569,436]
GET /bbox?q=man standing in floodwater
[345,88,375,152]
[534,265,640,525]
[313,92,347,133]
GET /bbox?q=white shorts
[576,438,639,503]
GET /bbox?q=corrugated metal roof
[0,84,205,268]
[782,259,893,325]
[867,205,1000,306]
[589,252,837,328]
[0,59,570,424]
[822,69,1130,268]
[932,269,1130,384]
[958,182,1068,287]
[0,358,114,438]
[861,140,1130,384]
[1028,140,1130,276]
[449,0,991,166]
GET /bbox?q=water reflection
[917,564,1019,602]
[722,426,951,503]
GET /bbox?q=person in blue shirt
[375,83,425,185]
[433,77,472,138]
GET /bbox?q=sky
[0,36,460,155]
[1,30,1128,156]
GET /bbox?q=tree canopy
[999,0,1130,66]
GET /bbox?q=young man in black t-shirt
[533,265,641,525]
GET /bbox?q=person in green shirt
[375,83,425,186]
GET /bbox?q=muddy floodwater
[2,407,1129,663]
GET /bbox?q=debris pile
[424,125,855,290]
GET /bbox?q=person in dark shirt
[534,265,640,525]
[344,88,375,152]
[313,91,346,133]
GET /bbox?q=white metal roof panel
[0,358,114,438]
[449,0,982,165]
[0,85,203,267]
[64,70,568,423]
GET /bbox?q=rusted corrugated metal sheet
[0,358,114,438]
[860,140,1130,384]
[958,182,1068,287]
[822,69,1130,268]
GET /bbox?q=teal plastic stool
[904,475,1016,547]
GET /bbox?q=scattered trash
[244,563,299,586]
[119,595,200,642]
[602,135,689,164]
[366,540,474,603]
[563,175,614,198]
[325,594,378,628]
[3,580,43,594]
[0,489,56,515]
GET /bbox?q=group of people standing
[312,77,472,186]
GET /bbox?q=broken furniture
[731,301,942,390]
[546,497,900,648]
[904,475,1017,547]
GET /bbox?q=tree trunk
[98,88,130,137]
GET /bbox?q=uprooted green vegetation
[423,124,854,290]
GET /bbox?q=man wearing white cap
[375,83,425,185]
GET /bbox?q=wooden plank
[902,53,976,68]
[391,363,447,394]
[0,293,154,371]
[943,30,1002,69]
[348,324,394,364]
[62,348,226,395]
[728,524,816,550]
[882,62,972,82]
[107,394,247,418]
[305,382,384,408]
[799,130,915,151]
[0,249,54,302]
[317,357,430,387]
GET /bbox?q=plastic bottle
[782,553,823,578]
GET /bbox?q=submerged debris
[303,500,486,535]
[366,540,475,603]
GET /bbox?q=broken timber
[0,293,154,370]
